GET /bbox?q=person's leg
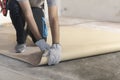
[28,7,47,43]
[9,0,27,53]
[17,1,50,53]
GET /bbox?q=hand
[35,39,50,51]
[48,44,61,65]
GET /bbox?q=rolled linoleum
[0,26,120,65]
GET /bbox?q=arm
[16,0,50,53]
[17,0,42,40]
[47,0,60,44]
[47,0,61,65]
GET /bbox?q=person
[0,0,8,16]
[9,0,48,53]
[10,0,61,65]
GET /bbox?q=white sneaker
[15,44,26,53]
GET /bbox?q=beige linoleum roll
[1,26,120,65]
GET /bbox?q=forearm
[48,6,60,44]
[17,1,42,41]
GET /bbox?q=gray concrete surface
[0,66,40,80]
[1,18,120,80]
[0,52,120,80]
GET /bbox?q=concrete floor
[0,52,120,80]
[1,18,120,80]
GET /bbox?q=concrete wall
[60,0,120,22]
[1,0,120,23]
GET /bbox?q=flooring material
[1,26,120,65]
